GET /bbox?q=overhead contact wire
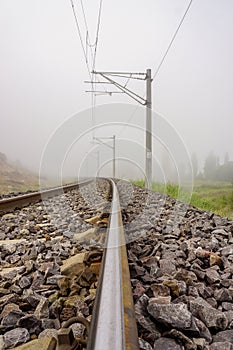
[153,0,193,80]
[117,0,194,137]
[92,0,103,73]
[70,0,92,79]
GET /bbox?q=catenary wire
[153,0,193,80]
[79,0,105,137]
[70,0,105,139]
[69,0,92,79]
[117,0,194,137]
[79,0,97,139]
[80,0,96,59]
[92,0,103,73]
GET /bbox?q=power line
[92,0,103,73]
[79,0,97,139]
[69,0,92,79]
[117,0,194,137]
[80,0,95,60]
[153,0,193,80]
[79,0,105,137]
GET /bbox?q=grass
[132,179,233,219]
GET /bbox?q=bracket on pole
[85,71,149,105]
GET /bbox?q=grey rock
[150,284,170,297]
[38,262,60,276]
[3,328,30,348]
[189,297,228,330]
[150,296,171,304]
[177,281,187,296]
[1,244,16,255]
[206,298,218,309]
[63,231,74,239]
[34,298,49,319]
[1,267,25,280]
[153,337,183,350]
[41,318,60,330]
[212,229,228,236]
[46,275,63,285]
[70,323,85,338]
[210,342,233,350]
[24,260,34,273]
[0,335,5,350]
[222,302,233,311]
[147,301,192,329]
[9,284,22,294]
[135,295,161,341]
[188,286,199,298]
[0,232,6,240]
[196,283,213,299]
[221,245,233,256]
[213,330,233,343]
[17,315,41,335]
[22,289,42,308]
[159,259,176,275]
[6,254,20,264]
[0,294,19,309]
[165,329,196,350]
[214,289,232,302]
[224,311,233,327]
[31,271,45,290]
[1,310,25,327]
[0,304,20,321]
[139,338,153,350]
[192,337,206,348]
[189,317,212,342]
[38,328,58,340]
[133,282,146,298]
[18,276,31,289]
[206,269,220,284]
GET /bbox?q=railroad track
[0,179,92,214]
[86,180,139,350]
[0,179,233,350]
[0,178,139,350]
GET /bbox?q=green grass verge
[131,179,233,219]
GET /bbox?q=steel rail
[87,179,139,350]
[0,179,93,214]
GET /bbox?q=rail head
[87,179,139,350]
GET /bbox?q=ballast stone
[60,252,86,276]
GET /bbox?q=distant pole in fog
[93,136,116,178]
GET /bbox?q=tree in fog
[204,152,218,180]
[216,152,233,181]
[224,152,230,164]
[191,153,198,178]
[204,151,233,181]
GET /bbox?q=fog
[0,0,233,183]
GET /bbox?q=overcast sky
[0,0,233,180]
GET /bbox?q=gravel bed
[0,179,110,349]
[117,181,233,350]
[0,190,37,200]
[1,179,233,350]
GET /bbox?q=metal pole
[113,135,116,178]
[146,69,152,189]
[97,151,100,176]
